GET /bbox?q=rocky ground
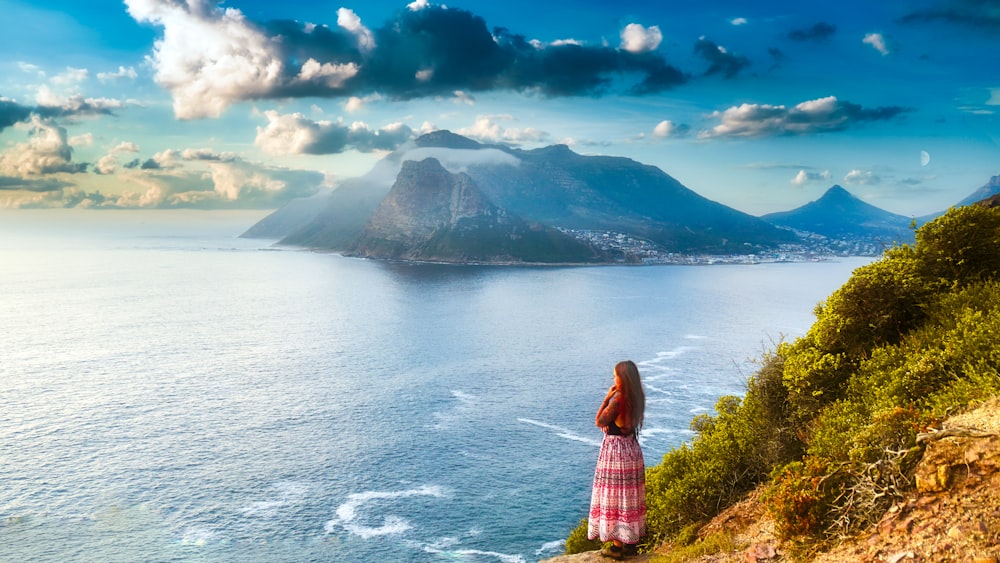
[542,398,1000,563]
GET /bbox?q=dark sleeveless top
[606,421,634,436]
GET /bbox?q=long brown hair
[615,360,645,432]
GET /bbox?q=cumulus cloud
[336,8,375,52]
[36,85,125,115]
[0,94,122,133]
[0,116,87,176]
[730,17,748,26]
[791,169,832,186]
[863,33,890,55]
[652,120,690,138]
[51,67,88,86]
[620,24,662,53]
[97,66,138,82]
[95,141,142,174]
[788,22,836,41]
[694,37,750,78]
[700,95,909,139]
[456,115,550,144]
[844,169,881,185]
[10,156,327,210]
[125,0,688,118]
[254,110,414,155]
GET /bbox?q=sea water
[0,210,872,562]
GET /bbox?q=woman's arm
[595,389,620,427]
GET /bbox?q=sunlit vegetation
[566,203,1000,556]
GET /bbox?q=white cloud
[113,141,141,153]
[94,141,141,174]
[700,95,904,138]
[620,23,662,53]
[452,90,475,106]
[124,0,287,119]
[844,169,881,185]
[298,58,359,88]
[17,62,45,77]
[457,115,549,144]
[790,169,831,186]
[35,85,125,114]
[336,8,375,52]
[51,67,89,86]
[97,66,138,82]
[730,17,748,26]
[254,110,413,155]
[343,93,384,112]
[0,116,84,176]
[407,0,431,11]
[652,120,689,138]
[863,32,889,55]
[69,133,95,147]
[415,68,434,82]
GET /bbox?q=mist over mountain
[245,131,798,263]
[346,158,603,263]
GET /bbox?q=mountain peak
[762,184,914,242]
[414,130,483,150]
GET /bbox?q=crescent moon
[920,150,930,166]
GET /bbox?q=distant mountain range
[242,131,997,264]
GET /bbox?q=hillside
[345,157,603,263]
[243,130,798,261]
[557,201,1000,562]
[543,399,1000,562]
[761,185,915,244]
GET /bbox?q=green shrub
[602,206,1000,555]
[915,204,1000,287]
[564,519,600,554]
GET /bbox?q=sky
[0,0,997,217]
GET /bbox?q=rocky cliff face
[346,157,602,263]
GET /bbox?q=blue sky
[0,0,997,216]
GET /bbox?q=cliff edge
[543,398,1000,563]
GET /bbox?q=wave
[421,544,527,563]
[536,539,565,555]
[240,480,309,518]
[324,484,447,540]
[517,418,602,447]
[431,390,480,430]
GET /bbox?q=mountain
[956,174,1000,208]
[435,139,797,252]
[244,130,800,263]
[240,188,331,239]
[761,185,915,243]
[345,157,604,263]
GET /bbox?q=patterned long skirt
[587,434,646,544]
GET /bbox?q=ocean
[0,210,872,562]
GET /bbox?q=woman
[587,360,646,559]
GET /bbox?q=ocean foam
[517,418,602,447]
[325,484,447,539]
[536,539,565,555]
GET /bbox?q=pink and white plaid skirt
[587,433,646,544]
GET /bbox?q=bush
[593,205,1000,556]
[564,519,601,554]
[915,204,1000,287]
